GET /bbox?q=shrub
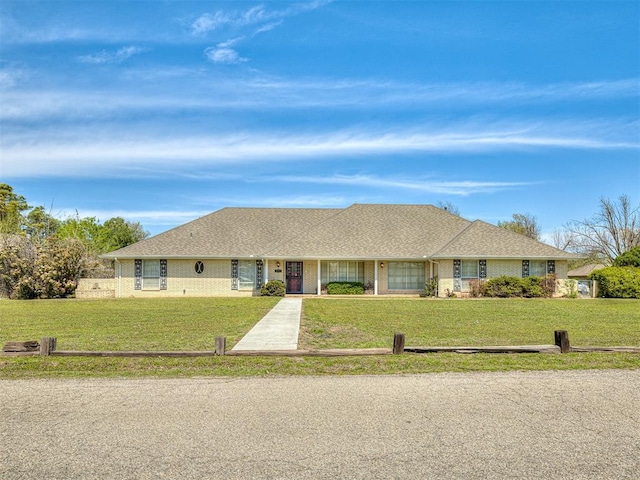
[589,267,640,298]
[482,275,555,298]
[425,277,438,297]
[260,280,285,296]
[484,276,524,297]
[468,279,486,297]
[326,281,365,295]
[614,246,640,267]
[521,277,544,298]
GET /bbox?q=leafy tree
[614,246,640,267]
[56,215,102,253]
[97,217,148,253]
[497,213,541,240]
[25,206,61,239]
[0,184,30,234]
[564,195,640,265]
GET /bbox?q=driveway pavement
[1,370,639,479]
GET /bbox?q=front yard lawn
[1,297,638,378]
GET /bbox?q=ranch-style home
[100,204,577,298]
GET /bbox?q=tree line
[0,183,148,299]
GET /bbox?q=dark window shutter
[479,260,487,279]
[547,260,555,275]
[231,260,238,290]
[160,260,168,290]
[134,259,142,290]
[256,260,263,287]
[453,259,461,292]
[522,260,530,278]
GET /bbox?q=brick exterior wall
[436,259,570,298]
[109,258,570,298]
[76,278,117,299]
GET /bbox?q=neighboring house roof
[567,264,607,278]
[102,204,578,260]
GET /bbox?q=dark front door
[286,261,303,294]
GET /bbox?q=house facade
[100,204,577,298]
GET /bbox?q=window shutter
[522,260,530,278]
[134,259,142,290]
[479,260,487,279]
[160,260,168,290]
[231,260,238,290]
[547,260,555,275]
[256,260,263,287]
[453,259,461,292]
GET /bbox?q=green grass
[1,297,638,378]
[300,298,640,349]
[0,297,280,350]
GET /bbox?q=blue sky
[1,0,638,239]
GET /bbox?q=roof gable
[432,220,577,259]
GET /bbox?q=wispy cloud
[191,1,331,35]
[204,38,248,64]
[78,46,149,65]
[196,1,331,65]
[269,174,532,196]
[56,208,209,227]
[2,123,636,179]
[4,77,636,120]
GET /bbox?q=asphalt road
[1,370,639,479]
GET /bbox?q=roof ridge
[430,219,477,257]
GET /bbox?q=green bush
[482,275,554,298]
[589,267,640,299]
[326,281,365,295]
[484,276,524,297]
[614,246,640,267]
[260,280,285,296]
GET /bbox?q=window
[238,260,256,290]
[530,260,547,277]
[461,260,479,290]
[195,261,204,274]
[321,261,364,284]
[388,262,425,290]
[142,260,160,290]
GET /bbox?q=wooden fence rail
[2,331,640,358]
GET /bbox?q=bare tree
[550,228,573,251]
[436,201,460,216]
[497,213,541,240]
[564,195,640,264]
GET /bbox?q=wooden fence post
[554,330,570,353]
[215,337,226,356]
[40,337,56,356]
[393,332,405,355]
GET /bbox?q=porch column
[264,259,269,283]
[317,260,322,296]
[374,260,379,296]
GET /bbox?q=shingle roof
[432,220,577,259]
[102,204,577,260]
[567,263,607,277]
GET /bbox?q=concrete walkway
[231,297,302,351]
